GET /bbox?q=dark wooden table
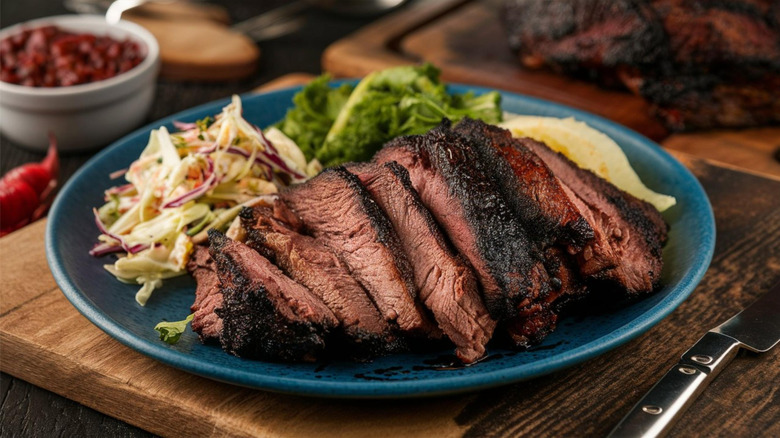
[0,1,404,436]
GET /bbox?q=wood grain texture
[128,16,259,81]
[0,271,467,438]
[323,0,780,177]
[663,128,780,178]
[124,1,230,25]
[322,0,470,76]
[2,75,779,438]
[0,373,151,438]
[252,73,316,93]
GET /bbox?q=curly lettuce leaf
[274,75,354,161]
[275,64,503,168]
[450,91,503,125]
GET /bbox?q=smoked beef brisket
[503,0,664,85]
[375,121,550,322]
[187,245,222,341]
[452,119,595,346]
[503,0,780,130]
[524,140,667,295]
[209,230,338,362]
[239,206,403,359]
[184,117,669,361]
[280,167,440,338]
[453,118,594,251]
[347,161,496,363]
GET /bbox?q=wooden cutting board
[2,75,779,437]
[323,0,780,178]
[124,1,259,81]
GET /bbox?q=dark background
[0,1,407,435]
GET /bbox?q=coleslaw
[90,95,319,305]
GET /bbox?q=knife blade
[607,280,780,438]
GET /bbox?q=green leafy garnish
[275,74,354,161]
[154,314,194,344]
[274,64,502,167]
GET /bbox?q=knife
[607,280,780,438]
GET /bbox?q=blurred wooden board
[125,1,259,81]
[663,128,780,179]
[2,74,780,438]
[323,0,780,177]
[125,1,230,24]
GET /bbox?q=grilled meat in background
[503,0,780,130]
[190,119,667,363]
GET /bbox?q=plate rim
[45,83,715,398]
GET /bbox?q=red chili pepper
[0,134,59,236]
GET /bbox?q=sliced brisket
[187,245,222,342]
[452,119,596,346]
[239,206,403,358]
[504,247,588,346]
[347,161,496,363]
[524,140,667,295]
[374,121,550,322]
[280,167,439,338]
[209,230,338,362]
[453,118,594,251]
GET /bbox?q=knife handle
[607,332,742,438]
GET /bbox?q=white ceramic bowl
[0,15,160,152]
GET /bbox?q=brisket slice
[280,167,440,338]
[505,247,588,346]
[453,119,594,251]
[209,230,338,362]
[374,121,550,322]
[187,245,222,342]
[239,206,403,358]
[347,161,496,363]
[452,119,595,346]
[524,141,668,295]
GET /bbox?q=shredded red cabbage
[88,241,124,257]
[256,148,307,181]
[173,121,197,131]
[109,168,128,179]
[161,171,216,209]
[251,127,307,181]
[197,142,218,154]
[91,208,149,255]
[105,183,134,198]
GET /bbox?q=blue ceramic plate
[46,83,715,398]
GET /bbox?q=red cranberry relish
[0,25,145,87]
